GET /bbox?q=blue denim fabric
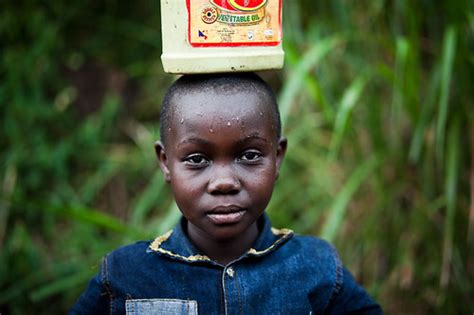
[71,214,382,314]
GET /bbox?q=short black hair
[159,72,281,144]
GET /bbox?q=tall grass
[270,1,473,313]
[0,1,472,314]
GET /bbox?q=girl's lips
[206,210,246,224]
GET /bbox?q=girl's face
[156,89,286,243]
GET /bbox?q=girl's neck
[187,222,259,265]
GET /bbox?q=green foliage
[1,0,472,314]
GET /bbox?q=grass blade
[0,164,17,245]
[469,122,474,244]
[47,204,144,238]
[440,115,460,287]
[321,155,379,242]
[80,161,120,204]
[408,67,440,162]
[29,269,95,302]
[436,26,457,164]
[390,37,409,150]
[147,202,181,237]
[131,170,165,225]
[328,76,367,160]
[279,36,342,125]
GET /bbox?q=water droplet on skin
[168,128,171,132]
[180,118,184,124]
[259,112,264,116]
[236,117,240,121]
[227,122,231,127]
[209,129,214,133]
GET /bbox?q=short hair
[159,72,281,144]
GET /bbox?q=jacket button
[226,267,235,278]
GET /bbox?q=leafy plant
[0,1,472,314]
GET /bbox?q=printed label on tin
[187,0,282,47]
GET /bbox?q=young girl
[71,73,382,314]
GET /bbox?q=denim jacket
[71,214,382,314]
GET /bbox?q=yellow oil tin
[161,0,284,74]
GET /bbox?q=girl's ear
[154,141,171,182]
[275,137,287,179]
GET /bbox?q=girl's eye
[239,151,262,162]
[183,154,209,167]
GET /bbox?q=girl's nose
[207,166,241,195]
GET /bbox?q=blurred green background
[1,0,473,314]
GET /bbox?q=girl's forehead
[167,91,275,141]
[171,90,271,122]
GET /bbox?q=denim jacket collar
[148,213,293,265]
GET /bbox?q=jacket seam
[322,245,343,313]
[219,271,225,315]
[235,270,243,315]
[102,255,114,315]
